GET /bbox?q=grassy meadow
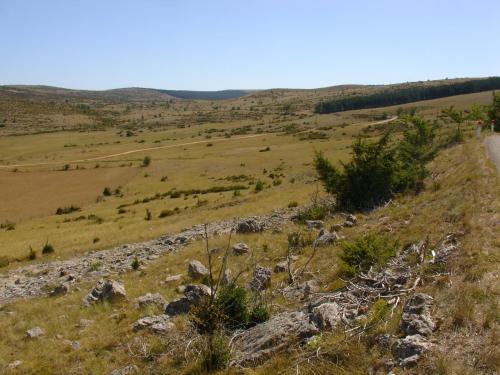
[0,91,494,264]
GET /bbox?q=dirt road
[0,117,398,169]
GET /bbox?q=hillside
[0,82,498,374]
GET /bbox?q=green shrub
[102,187,112,196]
[0,256,10,268]
[248,305,270,327]
[340,234,398,277]
[315,116,438,210]
[287,230,314,249]
[199,336,230,372]
[41,242,55,255]
[28,246,37,260]
[254,180,265,193]
[142,156,151,167]
[216,285,249,330]
[297,202,327,222]
[287,201,298,208]
[131,256,140,270]
[55,205,81,215]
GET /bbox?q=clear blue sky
[1,0,499,90]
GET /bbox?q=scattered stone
[164,274,182,283]
[346,214,357,224]
[235,218,264,233]
[26,326,44,339]
[231,311,319,366]
[109,364,139,375]
[136,292,166,309]
[184,284,212,303]
[305,220,324,229]
[7,360,22,369]
[187,260,209,280]
[77,319,94,328]
[394,334,432,368]
[62,339,81,350]
[316,229,341,245]
[400,293,435,337]
[232,242,249,255]
[165,297,191,316]
[343,220,355,227]
[50,283,69,297]
[330,223,343,231]
[282,280,319,301]
[250,266,272,291]
[176,285,186,294]
[0,210,297,303]
[311,302,341,330]
[82,279,127,305]
[133,315,173,334]
[274,261,288,273]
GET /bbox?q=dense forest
[314,77,500,114]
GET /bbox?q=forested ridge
[315,77,500,113]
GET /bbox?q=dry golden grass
[0,134,498,374]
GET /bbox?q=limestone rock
[7,360,22,369]
[184,284,212,303]
[136,292,166,309]
[26,326,44,339]
[311,302,341,330]
[316,229,341,245]
[232,242,249,255]
[164,274,182,283]
[133,315,173,334]
[274,261,288,273]
[82,279,126,305]
[305,220,324,229]
[77,319,94,328]
[231,311,319,366]
[394,334,432,367]
[250,266,272,291]
[165,297,191,316]
[187,260,209,280]
[235,218,264,233]
[109,364,139,375]
[50,283,69,297]
[400,293,435,337]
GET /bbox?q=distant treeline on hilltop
[314,77,500,114]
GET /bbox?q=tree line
[314,77,500,114]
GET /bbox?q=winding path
[0,117,398,169]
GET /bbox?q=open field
[0,133,498,374]
[0,90,495,264]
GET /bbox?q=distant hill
[159,89,251,100]
[0,85,175,103]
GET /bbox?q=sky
[0,0,499,91]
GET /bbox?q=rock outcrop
[82,279,126,305]
[135,292,166,309]
[232,242,249,255]
[187,260,209,280]
[250,266,272,291]
[231,311,319,366]
[132,315,173,334]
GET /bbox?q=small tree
[488,92,500,131]
[142,156,151,167]
[441,105,465,142]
